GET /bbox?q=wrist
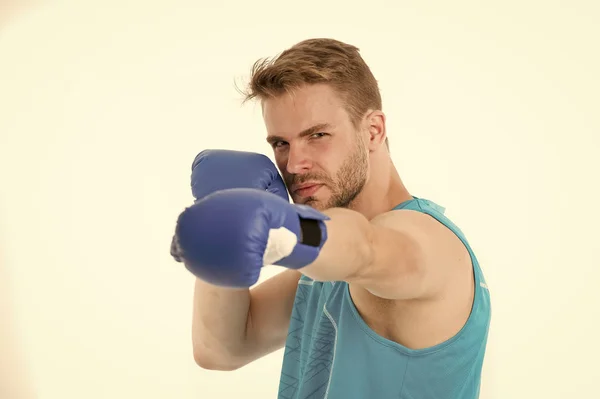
[266,204,329,269]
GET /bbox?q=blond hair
[240,38,383,130]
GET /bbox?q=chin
[293,196,317,207]
[302,197,331,211]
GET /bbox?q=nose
[286,144,312,175]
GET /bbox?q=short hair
[240,38,383,130]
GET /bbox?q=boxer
[171,38,491,399]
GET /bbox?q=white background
[1,1,599,398]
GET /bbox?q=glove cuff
[270,205,329,269]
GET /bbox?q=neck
[350,157,412,220]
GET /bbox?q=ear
[364,110,386,152]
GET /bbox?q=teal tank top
[277,197,491,399]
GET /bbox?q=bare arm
[192,269,300,370]
[299,207,460,300]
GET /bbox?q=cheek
[274,155,288,175]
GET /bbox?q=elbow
[193,346,243,371]
[192,348,216,370]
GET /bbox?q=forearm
[191,278,251,369]
[298,207,375,283]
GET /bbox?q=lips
[293,183,323,197]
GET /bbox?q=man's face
[262,84,369,210]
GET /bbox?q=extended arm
[298,207,458,300]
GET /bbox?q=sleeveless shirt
[277,196,491,399]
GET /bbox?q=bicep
[245,269,300,357]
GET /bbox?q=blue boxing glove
[171,149,289,263]
[190,149,288,202]
[174,188,329,288]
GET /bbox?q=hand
[190,149,288,202]
[173,188,330,288]
[171,149,288,263]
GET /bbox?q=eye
[311,132,327,139]
[272,140,288,149]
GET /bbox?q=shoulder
[371,207,440,232]
[370,208,457,254]
[349,209,475,345]
[368,208,472,298]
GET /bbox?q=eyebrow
[266,122,333,145]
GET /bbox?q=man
[171,38,491,399]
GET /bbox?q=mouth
[293,183,323,198]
